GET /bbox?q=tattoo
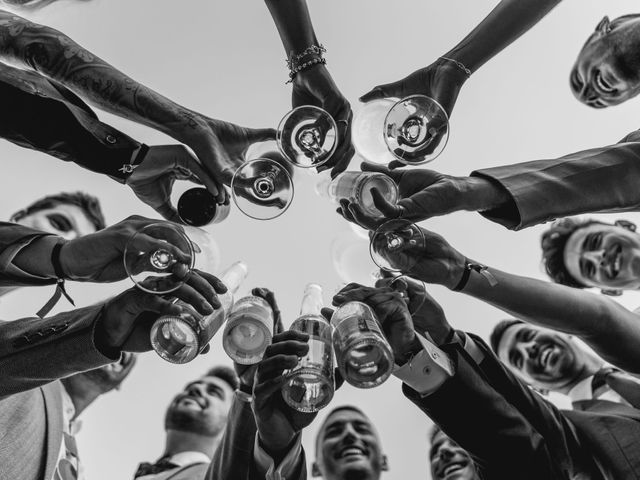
[0,10,203,140]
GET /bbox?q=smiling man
[429,426,480,480]
[133,366,238,480]
[311,406,389,480]
[570,15,640,108]
[541,217,640,294]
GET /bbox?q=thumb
[246,127,277,143]
[359,83,395,103]
[320,307,335,322]
[371,188,403,219]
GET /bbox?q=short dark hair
[10,191,106,231]
[489,319,524,353]
[204,365,238,392]
[540,218,604,288]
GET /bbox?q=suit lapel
[41,381,64,480]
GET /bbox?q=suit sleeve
[402,335,582,479]
[0,222,57,287]
[0,304,118,397]
[471,130,640,229]
[0,76,142,183]
[206,392,258,480]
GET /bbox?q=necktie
[134,456,180,478]
[592,367,640,409]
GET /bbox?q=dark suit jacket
[0,63,141,182]
[404,334,640,480]
[472,130,640,230]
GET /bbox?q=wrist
[462,175,509,212]
[395,335,422,366]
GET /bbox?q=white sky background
[1,0,640,478]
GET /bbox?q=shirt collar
[166,451,210,467]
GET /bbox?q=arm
[0,10,275,189]
[462,266,640,373]
[264,0,354,176]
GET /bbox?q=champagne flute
[231,157,294,220]
[277,105,338,168]
[353,95,449,166]
[123,223,194,294]
[369,219,425,272]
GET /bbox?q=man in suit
[133,366,238,480]
[335,282,640,479]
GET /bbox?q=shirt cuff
[253,432,303,480]
[393,332,454,397]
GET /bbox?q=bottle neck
[300,283,324,316]
[221,261,248,295]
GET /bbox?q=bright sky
[2,0,640,478]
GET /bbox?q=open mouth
[605,244,622,279]
[178,393,206,410]
[335,445,368,461]
[594,71,616,94]
[538,344,558,371]
[437,460,468,479]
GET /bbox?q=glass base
[281,368,334,413]
[223,317,272,365]
[339,338,393,388]
[150,317,199,364]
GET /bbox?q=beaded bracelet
[286,57,327,84]
[286,43,327,83]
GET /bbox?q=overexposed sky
[2,0,640,478]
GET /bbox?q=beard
[164,408,225,437]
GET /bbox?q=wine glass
[331,233,380,285]
[369,219,425,272]
[277,105,338,168]
[123,223,194,294]
[353,95,449,166]
[231,157,294,220]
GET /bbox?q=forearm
[443,0,562,72]
[0,11,203,144]
[462,267,640,372]
[264,0,318,54]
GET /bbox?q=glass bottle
[327,171,398,218]
[149,261,248,363]
[223,295,274,365]
[331,301,394,388]
[178,188,230,226]
[281,284,334,412]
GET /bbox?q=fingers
[154,202,182,224]
[320,307,334,322]
[172,280,217,315]
[337,199,381,231]
[246,127,278,143]
[360,161,405,182]
[359,82,396,103]
[371,187,403,219]
[186,159,227,204]
[194,269,228,294]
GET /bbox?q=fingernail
[202,302,214,313]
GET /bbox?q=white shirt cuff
[253,432,302,480]
[393,332,454,397]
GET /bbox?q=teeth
[595,73,614,93]
[443,464,463,476]
[341,447,365,458]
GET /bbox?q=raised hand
[292,64,354,177]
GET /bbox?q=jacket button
[106,134,117,144]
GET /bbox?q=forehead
[323,409,372,428]
[183,375,232,393]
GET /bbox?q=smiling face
[430,430,479,480]
[563,223,640,290]
[497,324,587,391]
[314,408,386,480]
[164,375,234,437]
[571,15,640,108]
[16,203,97,239]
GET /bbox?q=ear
[595,16,612,35]
[381,455,390,471]
[311,462,322,477]
[615,219,637,232]
[601,289,623,296]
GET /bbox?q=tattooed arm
[0,10,275,189]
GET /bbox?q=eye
[510,350,523,370]
[47,213,72,232]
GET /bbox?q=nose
[187,383,205,396]
[518,341,539,360]
[340,423,359,443]
[439,444,455,460]
[582,249,606,265]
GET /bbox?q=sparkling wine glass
[231,157,294,220]
[353,95,449,166]
[277,105,338,168]
[124,223,194,294]
[369,219,425,272]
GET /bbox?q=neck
[60,380,102,419]
[556,353,604,396]
[163,430,221,459]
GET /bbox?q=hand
[184,117,277,192]
[375,276,452,346]
[292,64,354,177]
[337,162,507,227]
[234,287,284,391]
[94,269,227,352]
[332,283,418,365]
[60,216,192,283]
[126,144,226,223]
[252,330,315,457]
[361,57,468,126]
